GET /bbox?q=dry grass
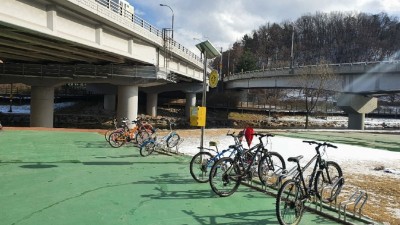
[341,173,400,225]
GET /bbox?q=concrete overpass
[224,61,400,129]
[0,0,207,127]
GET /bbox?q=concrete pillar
[30,86,54,128]
[348,113,365,130]
[104,94,116,111]
[117,85,138,126]
[185,92,197,118]
[337,94,377,130]
[146,93,158,117]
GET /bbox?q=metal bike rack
[170,138,185,154]
[316,177,345,211]
[274,166,298,188]
[338,189,369,222]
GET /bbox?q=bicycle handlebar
[303,140,337,149]
[253,133,274,138]
[226,131,243,138]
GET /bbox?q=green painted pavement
[1,130,346,225]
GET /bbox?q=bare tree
[295,62,339,128]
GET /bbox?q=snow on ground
[179,133,400,178]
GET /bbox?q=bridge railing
[225,60,400,81]
[92,0,202,65]
[0,63,158,79]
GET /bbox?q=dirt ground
[4,126,399,225]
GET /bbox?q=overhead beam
[0,28,124,63]
[0,53,40,62]
[0,38,98,63]
[0,46,70,63]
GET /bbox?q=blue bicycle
[189,132,245,183]
[139,119,180,157]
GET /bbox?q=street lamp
[160,4,174,39]
[195,40,221,149]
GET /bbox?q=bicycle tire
[209,157,241,197]
[314,161,343,203]
[135,130,150,146]
[104,129,113,141]
[166,133,180,148]
[139,140,156,157]
[189,151,214,183]
[108,131,126,148]
[276,179,305,225]
[258,152,286,186]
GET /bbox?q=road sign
[209,70,219,88]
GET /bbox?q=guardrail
[0,63,158,79]
[225,60,400,81]
[92,0,202,65]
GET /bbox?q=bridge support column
[117,85,138,126]
[185,92,197,119]
[104,94,116,111]
[30,86,54,128]
[337,94,377,130]
[146,93,158,117]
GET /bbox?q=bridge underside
[0,23,140,65]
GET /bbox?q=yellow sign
[209,70,219,88]
[190,106,206,127]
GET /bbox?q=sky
[127,0,400,54]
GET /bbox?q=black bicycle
[209,133,286,197]
[276,141,344,225]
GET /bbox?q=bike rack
[274,166,298,188]
[338,189,368,222]
[170,138,185,154]
[316,177,345,211]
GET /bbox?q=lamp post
[195,40,221,149]
[160,4,174,39]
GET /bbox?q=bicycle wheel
[166,133,180,148]
[258,152,286,186]
[135,130,150,146]
[104,129,113,141]
[209,157,241,197]
[276,179,305,225]
[139,140,156,157]
[108,131,126,148]
[189,152,214,183]
[314,161,343,203]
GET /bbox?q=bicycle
[108,118,152,148]
[104,117,127,142]
[139,119,181,156]
[275,141,344,225]
[189,131,245,183]
[209,133,286,197]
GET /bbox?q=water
[0,102,76,114]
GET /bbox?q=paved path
[0,129,360,225]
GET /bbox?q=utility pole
[290,24,295,72]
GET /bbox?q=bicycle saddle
[288,155,303,163]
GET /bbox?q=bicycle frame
[290,142,333,198]
[294,154,321,197]
[233,133,273,179]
